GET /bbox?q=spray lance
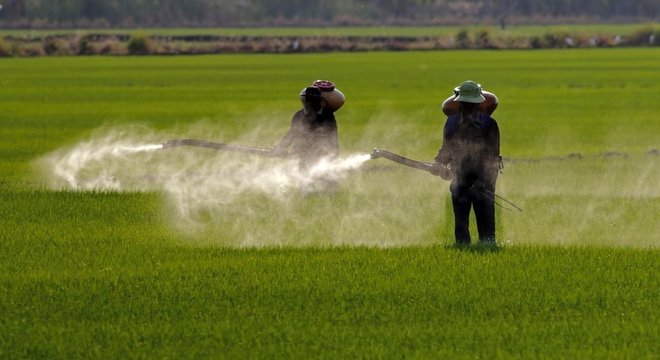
[370,148,451,179]
[161,139,290,158]
[369,148,522,212]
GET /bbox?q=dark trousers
[450,183,496,244]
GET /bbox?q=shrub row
[1,28,658,57]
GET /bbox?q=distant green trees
[0,0,658,27]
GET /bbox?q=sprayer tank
[441,90,498,116]
[299,80,345,112]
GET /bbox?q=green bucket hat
[454,80,485,103]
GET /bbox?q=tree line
[1,0,658,28]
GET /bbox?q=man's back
[285,108,338,167]
[437,112,499,170]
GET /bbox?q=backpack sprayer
[162,80,345,158]
[369,84,497,177]
[369,85,521,212]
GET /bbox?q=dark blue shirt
[435,111,500,186]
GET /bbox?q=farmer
[433,80,502,244]
[274,85,339,170]
[275,86,339,169]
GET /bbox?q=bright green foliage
[1,217,658,358]
[1,48,658,157]
[0,49,658,357]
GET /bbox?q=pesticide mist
[36,123,658,248]
[43,127,369,196]
[37,124,409,246]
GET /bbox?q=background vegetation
[1,23,658,57]
[1,0,658,28]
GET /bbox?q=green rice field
[1,48,658,358]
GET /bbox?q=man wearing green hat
[433,80,502,244]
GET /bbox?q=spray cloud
[38,124,375,236]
